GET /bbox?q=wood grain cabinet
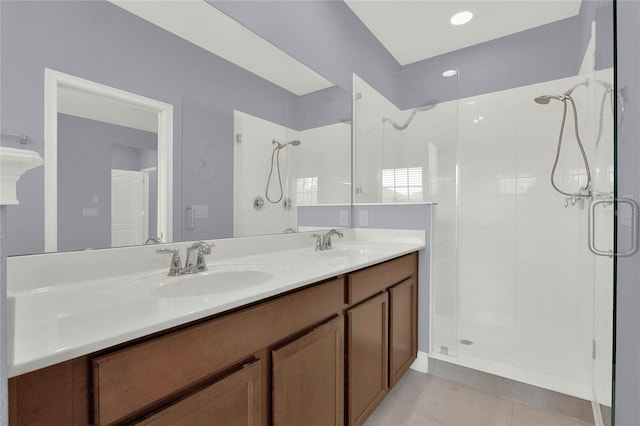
[346,252,418,426]
[8,252,419,426]
[272,316,344,426]
[136,359,263,426]
[347,293,389,426]
[389,277,418,387]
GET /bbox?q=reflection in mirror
[233,87,353,237]
[1,0,352,255]
[44,69,173,252]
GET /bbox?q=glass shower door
[587,3,615,424]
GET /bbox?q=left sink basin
[121,265,277,298]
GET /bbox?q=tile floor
[364,370,595,426]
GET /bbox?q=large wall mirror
[44,69,173,252]
[0,0,352,255]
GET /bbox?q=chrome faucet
[185,241,213,273]
[323,229,343,249]
[312,229,344,251]
[157,241,214,276]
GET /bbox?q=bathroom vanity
[7,232,422,426]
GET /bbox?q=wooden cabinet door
[389,277,417,387]
[136,359,263,426]
[272,316,344,426]
[347,293,389,426]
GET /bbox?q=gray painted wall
[289,86,353,131]
[297,205,351,229]
[210,0,401,105]
[213,0,598,110]
[397,14,588,107]
[181,99,234,241]
[614,1,640,424]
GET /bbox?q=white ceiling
[344,0,582,65]
[109,0,334,96]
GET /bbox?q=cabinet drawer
[136,359,262,426]
[93,277,344,425]
[347,253,417,305]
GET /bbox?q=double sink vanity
[7,228,425,425]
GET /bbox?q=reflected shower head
[416,103,437,112]
[534,95,565,105]
[272,139,301,149]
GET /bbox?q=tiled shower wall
[354,66,614,398]
[456,75,603,340]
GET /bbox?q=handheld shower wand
[266,139,301,204]
[534,85,592,198]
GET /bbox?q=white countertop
[8,229,425,377]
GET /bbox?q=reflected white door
[111,169,148,247]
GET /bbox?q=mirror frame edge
[43,68,173,252]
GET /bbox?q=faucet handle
[156,248,183,276]
[194,241,213,255]
[312,234,324,251]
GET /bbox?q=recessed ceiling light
[450,11,473,26]
[442,69,457,77]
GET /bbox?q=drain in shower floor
[460,339,474,345]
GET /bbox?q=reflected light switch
[82,208,99,217]
[193,205,209,219]
[339,210,349,226]
[359,210,369,227]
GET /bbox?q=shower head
[534,95,565,105]
[416,103,437,112]
[272,139,301,149]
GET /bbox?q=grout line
[510,400,516,426]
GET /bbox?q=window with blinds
[296,176,318,205]
[381,167,423,202]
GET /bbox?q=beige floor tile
[512,402,595,426]
[364,401,412,426]
[412,376,514,426]
[404,413,447,426]
[386,371,430,410]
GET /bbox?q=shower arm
[383,104,437,131]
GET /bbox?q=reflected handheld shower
[266,139,301,204]
[534,95,565,105]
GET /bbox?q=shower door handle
[588,197,639,257]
